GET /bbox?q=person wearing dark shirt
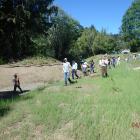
[90,60,95,74]
[13,74,23,93]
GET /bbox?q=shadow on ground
[0,90,32,118]
[0,106,11,117]
[0,90,30,99]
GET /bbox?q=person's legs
[64,72,68,85]
[75,70,79,79]
[84,68,87,76]
[113,63,115,68]
[67,72,73,84]
[93,67,95,73]
[14,85,17,92]
[72,69,75,79]
[17,85,23,93]
[90,67,93,74]
[105,66,108,77]
[101,67,104,77]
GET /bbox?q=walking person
[90,60,95,74]
[104,57,109,77]
[99,57,108,77]
[13,73,23,93]
[81,61,88,76]
[116,56,121,66]
[108,58,111,69]
[112,57,116,68]
[63,58,73,86]
[72,61,79,79]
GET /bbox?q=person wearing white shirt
[72,61,79,79]
[117,56,121,65]
[63,58,72,85]
[99,57,108,77]
[81,61,88,76]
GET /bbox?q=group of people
[63,58,80,86]
[99,56,121,77]
[13,55,121,92]
[63,58,96,86]
[81,60,95,76]
[108,56,121,68]
[62,56,121,85]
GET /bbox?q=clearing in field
[0,61,140,140]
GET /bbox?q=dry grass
[0,57,63,90]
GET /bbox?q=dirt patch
[0,113,32,139]
[58,103,70,109]
[48,121,74,140]
[46,86,62,93]
[0,64,63,91]
[75,83,99,95]
[31,125,45,140]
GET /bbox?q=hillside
[0,57,63,91]
[0,60,140,140]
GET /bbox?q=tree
[0,0,57,61]
[47,8,83,59]
[69,27,117,60]
[121,0,140,52]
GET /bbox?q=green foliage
[69,27,118,60]
[0,61,140,139]
[0,57,6,64]
[121,0,140,52]
[47,8,83,59]
[0,0,57,61]
[0,0,133,62]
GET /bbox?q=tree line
[0,0,140,63]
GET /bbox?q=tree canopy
[0,0,57,61]
[47,8,83,60]
[121,0,140,52]
[1,0,140,63]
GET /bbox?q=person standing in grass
[116,56,121,66]
[63,58,73,86]
[99,57,108,77]
[81,61,88,76]
[104,57,109,77]
[90,60,95,74]
[108,58,111,69]
[72,61,80,79]
[112,56,116,68]
[13,73,23,93]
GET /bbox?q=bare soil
[0,64,63,91]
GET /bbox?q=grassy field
[7,56,61,66]
[0,62,140,140]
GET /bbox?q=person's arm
[69,62,72,71]
[63,63,65,72]
[18,78,20,85]
[12,79,15,85]
[75,63,78,70]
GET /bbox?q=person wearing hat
[63,58,73,86]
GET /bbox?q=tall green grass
[0,63,140,140]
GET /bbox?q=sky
[54,0,133,34]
